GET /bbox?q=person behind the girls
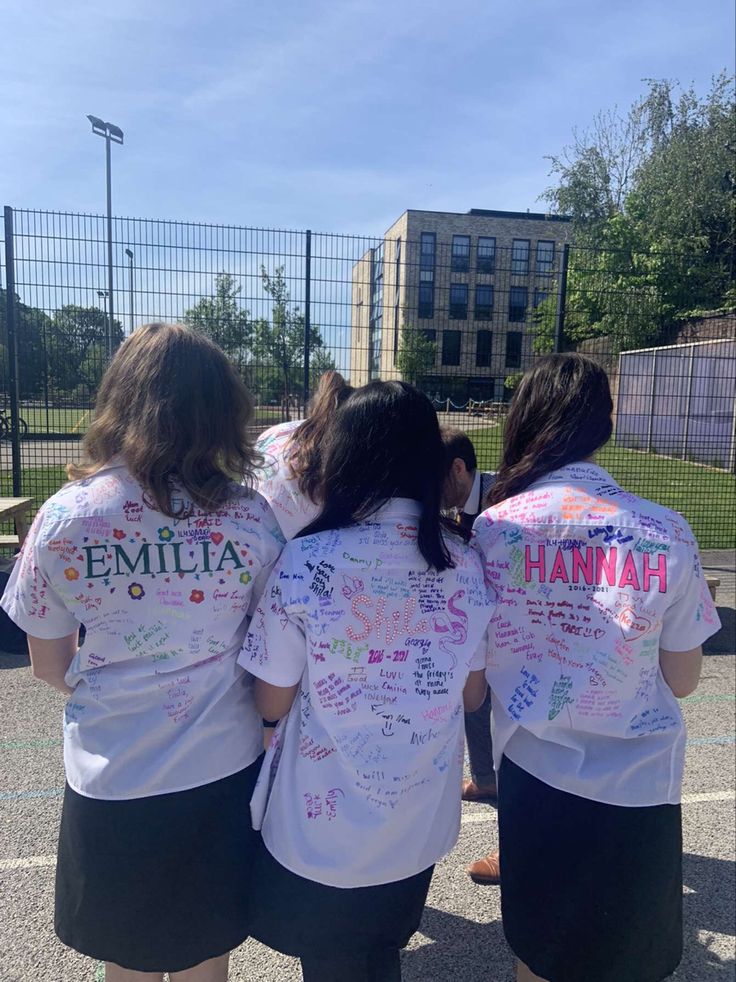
[1,323,284,982]
[255,370,354,539]
[472,354,721,982]
[239,381,494,982]
[440,425,501,885]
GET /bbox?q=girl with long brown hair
[255,369,353,539]
[1,323,284,982]
[473,354,720,982]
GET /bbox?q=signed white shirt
[472,462,721,806]
[1,462,284,799]
[255,420,321,540]
[239,499,494,887]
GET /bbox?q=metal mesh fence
[2,206,734,550]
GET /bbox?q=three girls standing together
[2,323,720,982]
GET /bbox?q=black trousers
[464,687,494,786]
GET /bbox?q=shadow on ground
[680,852,736,977]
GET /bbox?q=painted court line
[1,792,733,872]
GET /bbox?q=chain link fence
[2,206,734,548]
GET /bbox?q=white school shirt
[239,499,494,888]
[1,462,284,799]
[471,462,721,807]
[255,420,321,540]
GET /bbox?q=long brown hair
[286,370,353,502]
[68,322,260,517]
[487,353,613,506]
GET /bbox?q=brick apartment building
[350,208,572,402]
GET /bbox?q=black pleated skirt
[248,837,434,958]
[498,755,683,982]
[55,756,263,973]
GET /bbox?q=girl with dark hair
[1,323,284,982]
[473,354,720,982]
[255,370,354,539]
[239,381,494,982]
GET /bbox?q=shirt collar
[528,461,621,491]
[369,498,423,521]
[461,470,481,516]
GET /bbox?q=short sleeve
[0,509,80,640]
[238,546,307,687]
[659,548,721,651]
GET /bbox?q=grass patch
[17,405,287,436]
[471,422,735,550]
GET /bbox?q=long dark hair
[298,380,459,570]
[68,322,259,517]
[286,370,353,502]
[488,353,613,506]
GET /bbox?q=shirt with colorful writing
[472,462,721,806]
[1,461,284,799]
[255,420,321,540]
[239,499,494,887]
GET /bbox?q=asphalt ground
[1,552,734,982]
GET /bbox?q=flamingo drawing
[430,589,468,671]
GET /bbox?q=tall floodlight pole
[87,115,123,359]
[125,248,135,335]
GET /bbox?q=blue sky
[1,0,734,237]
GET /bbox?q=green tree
[252,266,327,420]
[49,305,124,394]
[0,288,53,400]
[543,74,735,351]
[183,273,253,374]
[396,325,437,387]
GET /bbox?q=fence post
[303,229,312,412]
[3,206,22,497]
[553,243,570,353]
[646,350,658,453]
[681,342,695,461]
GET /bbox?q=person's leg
[105,965,163,982]
[463,689,495,796]
[516,960,549,982]
[169,953,230,982]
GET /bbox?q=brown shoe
[467,849,501,885]
[461,779,498,804]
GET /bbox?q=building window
[474,284,494,320]
[418,284,434,319]
[476,330,492,368]
[533,288,548,308]
[477,236,496,274]
[511,239,530,275]
[506,331,523,368]
[509,286,528,322]
[442,330,461,366]
[422,329,437,343]
[449,283,468,320]
[536,240,555,275]
[420,232,436,270]
[451,235,471,272]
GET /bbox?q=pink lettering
[525,545,546,583]
[642,552,667,593]
[619,552,641,591]
[549,548,569,584]
[595,547,617,586]
[571,546,594,585]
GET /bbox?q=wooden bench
[706,576,720,603]
[0,534,20,549]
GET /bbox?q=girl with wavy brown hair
[473,354,720,982]
[255,369,353,539]
[1,323,284,982]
